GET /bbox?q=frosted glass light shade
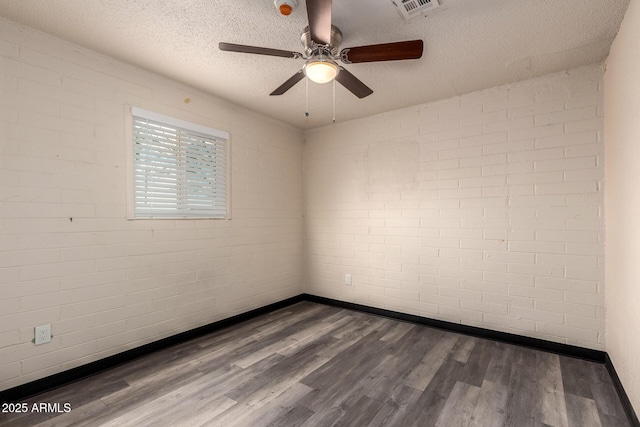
[304,58,339,84]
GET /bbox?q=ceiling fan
[219,0,423,99]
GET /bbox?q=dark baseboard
[302,294,606,362]
[0,294,305,404]
[605,353,640,427]
[1,292,637,427]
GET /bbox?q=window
[129,107,229,219]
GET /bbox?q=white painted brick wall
[0,19,303,390]
[304,64,605,350]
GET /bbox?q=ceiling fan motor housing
[301,25,342,56]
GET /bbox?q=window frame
[125,106,231,220]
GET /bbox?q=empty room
[0,0,639,425]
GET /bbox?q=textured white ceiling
[0,0,630,129]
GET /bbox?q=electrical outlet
[345,274,352,285]
[34,324,52,345]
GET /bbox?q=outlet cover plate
[34,324,52,345]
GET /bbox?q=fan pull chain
[305,77,309,117]
[332,79,336,123]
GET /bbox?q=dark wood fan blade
[219,42,301,59]
[340,40,423,64]
[306,0,332,44]
[335,67,373,99]
[270,70,305,95]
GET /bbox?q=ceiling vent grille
[393,0,440,21]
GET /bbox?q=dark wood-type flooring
[0,301,631,426]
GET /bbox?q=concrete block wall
[303,64,605,349]
[0,18,303,391]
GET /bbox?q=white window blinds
[131,107,229,218]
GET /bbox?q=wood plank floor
[0,302,631,426]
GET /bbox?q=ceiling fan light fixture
[304,57,339,84]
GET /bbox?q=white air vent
[392,0,439,21]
